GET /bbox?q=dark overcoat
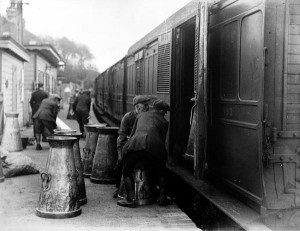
[33,98,60,122]
[117,110,137,149]
[123,111,169,162]
[29,89,48,117]
[73,93,91,115]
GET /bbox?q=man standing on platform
[29,83,48,136]
[33,94,61,150]
[67,89,79,119]
[73,90,91,137]
[114,95,150,198]
[117,100,171,208]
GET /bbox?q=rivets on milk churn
[1,112,23,152]
[0,158,4,183]
[36,136,81,219]
[83,124,106,178]
[90,127,119,184]
[54,130,87,206]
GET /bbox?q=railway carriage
[93,0,300,229]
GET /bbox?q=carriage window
[240,11,263,101]
[220,21,238,100]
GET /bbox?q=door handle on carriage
[263,47,268,67]
[189,97,197,125]
[262,103,268,124]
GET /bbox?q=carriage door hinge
[262,103,272,167]
[263,126,278,168]
[263,134,272,168]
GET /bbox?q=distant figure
[29,83,48,136]
[33,94,61,150]
[114,95,150,198]
[67,89,79,119]
[73,90,91,136]
[117,100,171,208]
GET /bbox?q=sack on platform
[0,147,41,178]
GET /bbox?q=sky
[0,0,192,72]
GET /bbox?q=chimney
[5,0,24,44]
[16,0,24,45]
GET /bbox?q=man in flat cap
[114,95,150,198]
[73,90,91,137]
[30,83,48,137]
[117,99,171,208]
[33,94,61,150]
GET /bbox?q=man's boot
[35,133,42,150]
[117,176,136,208]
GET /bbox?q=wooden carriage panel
[285,0,300,131]
[208,4,265,211]
[144,41,158,97]
[126,56,135,113]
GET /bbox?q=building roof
[24,44,62,67]
[0,35,29,62]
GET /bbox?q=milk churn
[54,131,87,206]
[0,158,4,183]
[83,124,106,178]
[36,136,81,218]
[90,127,119,184]
[134,166,156,206]
[1,112,22,152]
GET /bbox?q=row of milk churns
[36,124,119,219]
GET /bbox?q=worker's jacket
[117,110,137,150]
[73,93,91,115]
[29,89,48,117]
[33,98,59,122]
[123,111,169,162]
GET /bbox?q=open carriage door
[188,1,208,179]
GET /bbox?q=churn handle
[41,172,51,191]
[189,97,197,125]
[83,148,90,159]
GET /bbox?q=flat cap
[50,94,61,100]
[153,100,170,111]
[133,95,150,106]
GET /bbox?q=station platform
[0,104,198,231]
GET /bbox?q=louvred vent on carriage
[157,31,172,93]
